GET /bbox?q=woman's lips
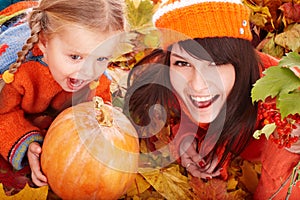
[189,95,219,108]
[67,78,85,91]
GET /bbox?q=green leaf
[278,52,300,68]
[125,0,155,30]
[253,123,276,140]
[277,92,300,118]
[251,66,300,102]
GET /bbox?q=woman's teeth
[190,95,217,108]
[190,95,213,102]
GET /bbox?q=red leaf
[279,2,300,23]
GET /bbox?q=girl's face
[169,43,235,123]
[39,25,119,92]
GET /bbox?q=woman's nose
[189,68,209,91]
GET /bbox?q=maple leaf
[279,2,300,23]
[125,0,155,30]
[0,156,34,195]
[139,165,196,200]
[238,161,260,194]
[125,174,151,196]
[251,66,300,102]
[0,184,48,200]
[277,92,300,117]
[189,177,247,200]
[278,52,300,69]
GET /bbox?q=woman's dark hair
[124,37,261,169]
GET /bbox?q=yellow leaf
[126,174,151,196]
[0,184,48,200]
[227,177,238,191]
[139,165,195,200]
[243,1,272,18]
[132,0,141,8]
[238,160,259,194]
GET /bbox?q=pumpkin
[41,97,139,200]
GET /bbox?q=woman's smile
[189,94,220,109]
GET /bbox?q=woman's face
[169,43,235,123]
[39,25,119,92]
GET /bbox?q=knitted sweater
[0,57,111,170]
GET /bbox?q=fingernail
[206,176,211,180]
[199,160,205,168]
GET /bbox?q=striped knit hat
[153,0,252,45]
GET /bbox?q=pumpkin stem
[93,96,113,127]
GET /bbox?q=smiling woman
[122,0,298,198]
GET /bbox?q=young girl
[0,0,125,187]
[124,0,300,198]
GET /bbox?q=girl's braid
[8,9,44,74]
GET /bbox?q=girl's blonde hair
[0,0,125,89]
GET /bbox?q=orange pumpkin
[41,97,139,200]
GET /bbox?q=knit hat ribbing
[153,0,252,43]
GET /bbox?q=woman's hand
[179,136,222,179]
[27,142,48,186]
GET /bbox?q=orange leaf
[189,177,247,200]
[238,160,260,194]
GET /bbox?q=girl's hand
[27,142,48,186]
[179,136,221,179]
[285,124,300,154]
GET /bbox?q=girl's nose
[80,58,99,78]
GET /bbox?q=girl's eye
[174,61,191,67]
[97,57,108,62]
[70,55,82,60]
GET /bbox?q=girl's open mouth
[67,78,85,91]
[189,95,219,108]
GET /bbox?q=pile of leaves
[244,0,300,57]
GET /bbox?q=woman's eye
[174,61,190,67]
[97,57,108,62]
[209,61,217,66]
[70,55,82,60]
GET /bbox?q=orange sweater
[0,57,111,170]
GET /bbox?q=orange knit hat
[153,0,252,45]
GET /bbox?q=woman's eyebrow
[170,53,186,60]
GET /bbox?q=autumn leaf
[0,184,48,200]
[275,23,300,52]
[238,161,260,194]
[125,174,151,196]
[125,0,155,30]
[189,177,247,200]
[260,33,284,58]
[139,165,195,200]
[279,2,300,23]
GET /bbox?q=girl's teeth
[190,96,212,102]
[70,78,84,87]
